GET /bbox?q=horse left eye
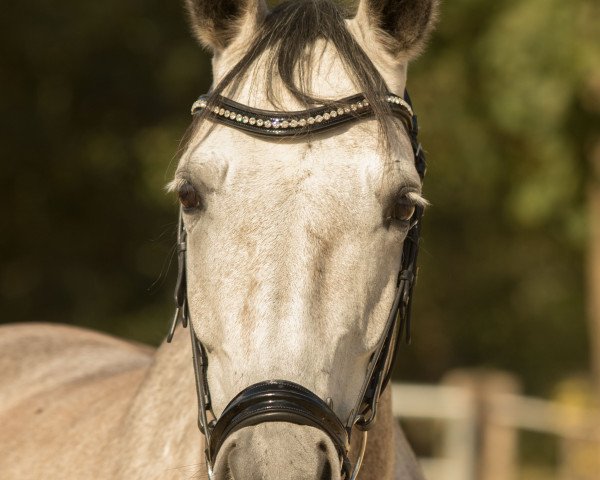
[390,197,416,222]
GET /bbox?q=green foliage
[1,0,598,395]
[0,0,211,343]
[399,0,599,393]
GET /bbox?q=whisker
[147,239,178,294]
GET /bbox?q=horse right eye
[178,182,201,210]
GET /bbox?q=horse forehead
[215,39,361,108]
[187,123,411,197]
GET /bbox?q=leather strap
[349,206,423,431]
[191,93,413,138]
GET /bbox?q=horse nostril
[320,455,333,480]
[318,441,334,479]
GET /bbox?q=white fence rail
[391,379,600,480]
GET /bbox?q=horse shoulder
[358,387,426,480]
[393,421,427,480]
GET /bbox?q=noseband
[168,90,426,479]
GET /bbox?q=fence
[391,371,600,480]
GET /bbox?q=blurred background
[1,0,598,478]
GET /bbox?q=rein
[167,90,426,479]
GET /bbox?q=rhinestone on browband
[189,93,413,135]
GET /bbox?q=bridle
[168,90,425,479]
[167,89,426,479]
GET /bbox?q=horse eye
[178,182,201,210]
[390,197,416,222]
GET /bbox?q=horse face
[174,1,437,478]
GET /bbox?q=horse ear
[185,0,267,52]
[354,0,440,59]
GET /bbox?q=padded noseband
[209,380,352,477]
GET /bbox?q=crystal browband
[191,93,414,137]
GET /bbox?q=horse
[0,0,438,478]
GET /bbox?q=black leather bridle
[167,89,426,479]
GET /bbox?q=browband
[191,93,414,137]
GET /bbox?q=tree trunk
[588,140,600,401]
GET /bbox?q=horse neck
[110,327,203,478]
